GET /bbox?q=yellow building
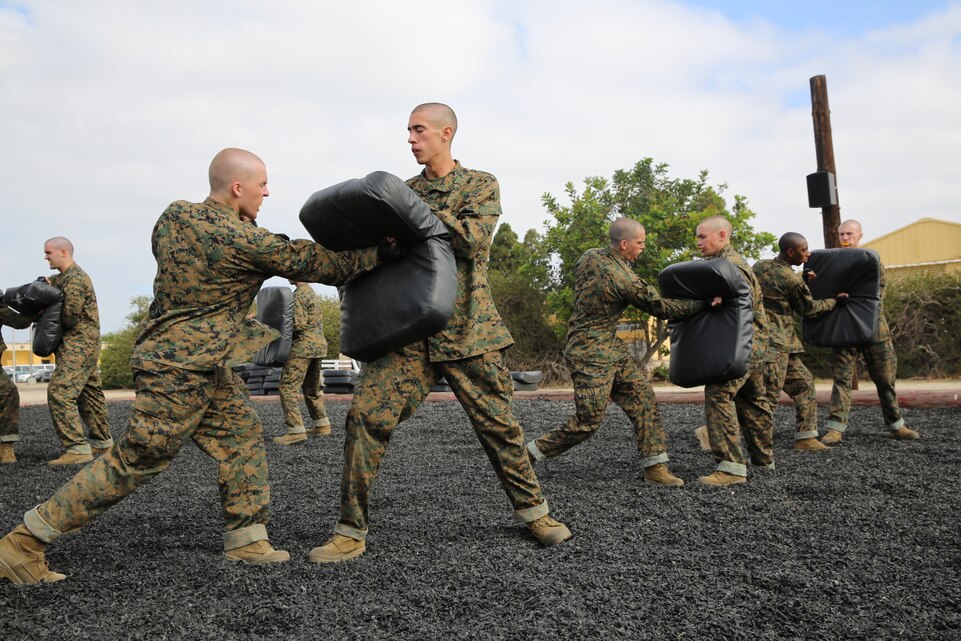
[862,217,961,278]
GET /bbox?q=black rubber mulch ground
[0,400,958,640]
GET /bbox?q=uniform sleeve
[788,278,836,317]
[59,273,86,330]
[430,175,501,261]
[235,228,380,287]
[621,273,707,320]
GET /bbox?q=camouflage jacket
[753,257,836,354]
[289,283,327,359]
[131,197,378,372]
[49,263,102,362]
[565,247,706,365]
[875,262,891,342]
[0,303,35,354]
[711,245,768,363]
[407,161,513,361]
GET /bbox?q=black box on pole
[806,171,837,208]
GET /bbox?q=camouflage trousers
[279,356,328,433]
[531,357,668,468]
[47,351,112,454]
[704,362,773,477]
[761,352,819,440]
[0,369,19,443]
[24,365,273,551]
[334,340,547,540]
[828,339,903,432]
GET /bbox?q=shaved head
[778,232,807,253]
[698,215,733,236]
[43,236,74,255]
[838,219,864,248]
[609,217,644,244]
[209,148,266,194]
[411,102,458,139]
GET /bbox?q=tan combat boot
[0,443,15,464]
[820,430,844,446]
[308,534,366,563]
[307,419,332,436]
[795,438,828,452]
[694,425,711,452]
[272,432,307,446]
[48,451,93,466]
[527,515,572,547]
[644,463,684,487]
[224,540,290,564]
[698,471,747,487]
[891,426,920,440]
[0,524,66,585]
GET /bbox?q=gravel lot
[0,399,957,640]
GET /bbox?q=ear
[441,125,453,142]
[231,181,243,198]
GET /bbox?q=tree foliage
[488,223,566,380]
[541,158,776,365]
[100,295,151,389]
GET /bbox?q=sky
[2,0,960,337]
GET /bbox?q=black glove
[377,238,407,262]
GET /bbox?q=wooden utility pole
[810,75,841,249]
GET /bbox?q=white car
[16,372,35,383]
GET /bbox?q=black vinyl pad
[658,259,754,387]
[253,287,294,367]
[3,278,62,315]
[299,171,456,363]
[33,300,63,357]
[802,248,881,347]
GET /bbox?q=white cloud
[1,0,959,334]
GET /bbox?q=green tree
[318,293,342,359]
[542,158,776,365]
[100,295,151,389]
[489,223,565,378]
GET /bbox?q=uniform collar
[415,160,464,191]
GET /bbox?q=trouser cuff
[314,418,331,428]
[640,452,669,468]
[885,418,905,431]
[89,437,114,449]
[286,425,307,435]
[222,523,268,551]
[826,420,847,433]
[334,523,367,541]
[526,440,545,462]
[66,443,92,454]
[0,434,20,443]
[24,506,64,543]
[794,430,819,441]
[513,500,549,524]
[717,461,747,477]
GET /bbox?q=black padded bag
[802,249,881,347]
[252,287,294,367]
[3,278,61,315]
[299,171,457,362]
[33,297,64,357]
[658,259,754,387]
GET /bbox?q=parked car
[15,372,34,383]
[2,367,13,378]
[34,369,55,382]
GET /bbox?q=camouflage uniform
[22,198,379,552]
[0,305,35,443]
[753,258,836,441]
[334,162,548,541]
[703,245,772,477]
[530,246,705,467]
[279,283,329,433]
[46,264,112,455]
[828,263,905,433]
